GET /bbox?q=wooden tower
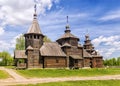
[83,34,94,54]
[24,4,44,68]
[57,16,79,47]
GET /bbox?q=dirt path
[0,67,120,86]
[0,67,26,81]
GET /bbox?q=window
[34,35,36,39]
[37,36,39,39]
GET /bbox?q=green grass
[0,70,10,79]
[16,68,120,78]
[16,80,120,86]
[2,66,15,69]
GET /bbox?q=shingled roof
[92,55,102,58]
[58,31,79,40]
[57,16,79,41]
[26,45,33,50]
[61,42,71,47]
[78,44,83,48]
[83,49,92,58]
[70,55,83,59]
[40,42,66,57]
[27,13,42,34]
[14,50,27,59]
[91,51,103,58]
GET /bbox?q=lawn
[0,70,10,79]
[3,66,15,69]
[16,80,120,86]
[16,68,120,78]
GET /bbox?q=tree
[116,57,120,66]
[0,51,13,66]
[15,35,25,50]
[104,57,120,66]
[43,36,51,42]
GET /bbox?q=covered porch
[14,50,27,69]
[69,55,83,69]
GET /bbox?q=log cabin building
[14,6,103,69]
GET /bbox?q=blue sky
[0,0,120,59]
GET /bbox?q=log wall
[44,57,67,68]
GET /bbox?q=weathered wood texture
[69,57,83,68]
[27,50,42,68]
[83,58,91,67]
[92,57,103,68]
[14,12,104,69]
[44,57,67,68]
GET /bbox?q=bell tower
[24,4,44,49]
[24,4,44,68]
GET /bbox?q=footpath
[0,67,120,86]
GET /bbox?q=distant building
[14,6,103,69]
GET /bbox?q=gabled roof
[40,42,66,57]
[14,50,27,59]
[26,45,33,50]
[83,49,92,58]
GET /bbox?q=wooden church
[14,6,103,69]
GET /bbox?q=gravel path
[0,67,120,86]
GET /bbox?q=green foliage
[104,57,120,66]
[18,59,25,63]
[15,35,51,50]
[15,35,25,50]
[0,51,13,66]
[0,70,10,79]
[16,68,120,78]
[43,36,51,42]
[17,80,120,86]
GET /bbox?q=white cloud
[0,27,4,35]
[92,35,120,47]
[0,0,59,25]
[0,0,60,55]
[92,35,120,58]
[0,34,22,52]
[99,10,120,21]
[0,40,11,51]
[10,34,23,48]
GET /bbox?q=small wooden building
[40,42,67,68]
[14,50,27,69]
[14,8,103,69]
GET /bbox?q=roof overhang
[70,55,83,59]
